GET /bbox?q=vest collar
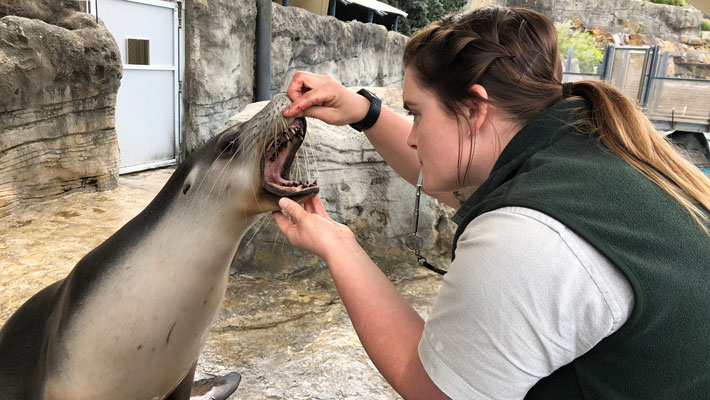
[452,100,585,225]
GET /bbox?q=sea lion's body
[0,94,317,400]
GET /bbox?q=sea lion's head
[176,94,319,220]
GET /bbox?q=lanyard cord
[407,173,448,275]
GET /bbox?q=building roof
[341,0,408,17]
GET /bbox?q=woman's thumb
[279,198,304,222]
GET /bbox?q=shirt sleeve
[419,207,634,400]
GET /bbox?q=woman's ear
[465,84,489,134]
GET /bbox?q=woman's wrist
[349,89,382,132]
[349,91,372,126]
[321,234,363,266]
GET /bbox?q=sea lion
[0,94,318,400]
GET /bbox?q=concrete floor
[0,167,443,399]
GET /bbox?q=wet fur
[0,95,313,400]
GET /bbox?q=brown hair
[403,6,710,230]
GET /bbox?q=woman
[273,6,710,399]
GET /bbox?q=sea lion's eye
[222,138,238,153]
[216,130,241,157]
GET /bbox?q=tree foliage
[382,0,468,36]
[646,0,688,7]
[557,22,604,74]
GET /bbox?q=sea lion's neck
[45,198,258,400]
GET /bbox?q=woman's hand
[272,195,356,261]
[283,72,370,126]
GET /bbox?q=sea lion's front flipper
[190,372,241,400]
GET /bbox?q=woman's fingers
[285,72,309,101]
[278,198,306,223]
[272,195,356,259]
[309,195,329,218]
[284,89,337,120]
[272,206,296,237]
[284,72,332,115]
[303,195,330,220]
[304,197,317,214]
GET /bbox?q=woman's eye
[407,111,417,118]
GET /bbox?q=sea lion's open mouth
[263,118,319,197]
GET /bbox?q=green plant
[702,19,710,31]
[557,21,605,74]
[646,0,688,7]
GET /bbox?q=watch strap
[349,88,382,132]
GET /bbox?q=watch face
[358,88,376,101]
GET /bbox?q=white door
[88,0,181,174]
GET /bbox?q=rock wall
[0,0,122,217]
[225,88,456,277]
[467,0,703,41]
[184,0,257,156]
[184,1,408,152]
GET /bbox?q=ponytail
[404,5,710,231]
[569,80,710,232]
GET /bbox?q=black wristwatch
[349,88,382,132]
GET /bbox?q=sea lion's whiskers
[292,155,301,183]
[271,221,281,252]
[302,137,315,184]
[196,122,251,193]
[209,143,241,197]
[306,138,320,178]
[243,214,268,248]
[279,230,288,253]
[195,136,235,192]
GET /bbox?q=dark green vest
[451,100,710,399]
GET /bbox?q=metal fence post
[600,44,614,81]
[639,46,660,109]
[658,51,670,78]
[255,0,272,101]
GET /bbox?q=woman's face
[403,67,505,194]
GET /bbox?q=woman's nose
[406,129,417,149]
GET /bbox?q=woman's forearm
[323,241,449,399]
[363,106,421,186]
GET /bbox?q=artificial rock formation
[184,0,408,152]
[468,0,703,41]
[225,88,456,277]
[0,0,122,217]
